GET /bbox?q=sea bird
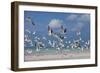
[48,26,53,36]
[61,25,67,33]
[26,17,35,26]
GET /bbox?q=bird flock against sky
[24,11,90,54]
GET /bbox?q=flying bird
[61,25,67,33]
[32,21,35,26]
[26,17,35,26]
[26,17,31,23]
[64,28,67,33]
[48,26,53,35]
[59,35,64,40]
[32,32,36,35]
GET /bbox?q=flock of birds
[24,17,90,54]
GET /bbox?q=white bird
[36,48,40,52]
[26,17,35,26]
[77,31,81,36]
[30,41,33,46]
[48,40,52,46]
[37,37,40,40]
[67,46,69,48]
[43,37,46,40]
[25,29,31,33]
[34,36,38,39]
[64,36,67,39]
[70,43,74,49]
[53,33,63,42]
[56,47,60,50]
[79,38,82,41]
[32,32,36,35]
[48,26,53,36]
[81,47,84,51]
[26,49,33,54]
[24,34,28,38]
[26,17,31,24]
[87,40,90,45]
[61,25,67,34]
[25,39,31,42]
[68,41,71,43]
[52,41,56,47]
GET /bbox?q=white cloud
[78,14,90,22]
[66,14,90,22]
[71,22,84,31]
[66,14,79,21]
[48,19,62,28]
[66,14,90,31]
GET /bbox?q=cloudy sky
[24,11,90,41]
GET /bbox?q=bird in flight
[26,17,35,26]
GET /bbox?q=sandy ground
[24,49,90,62]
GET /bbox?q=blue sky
[24,11,90,48]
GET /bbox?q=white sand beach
[24,49,90,61]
